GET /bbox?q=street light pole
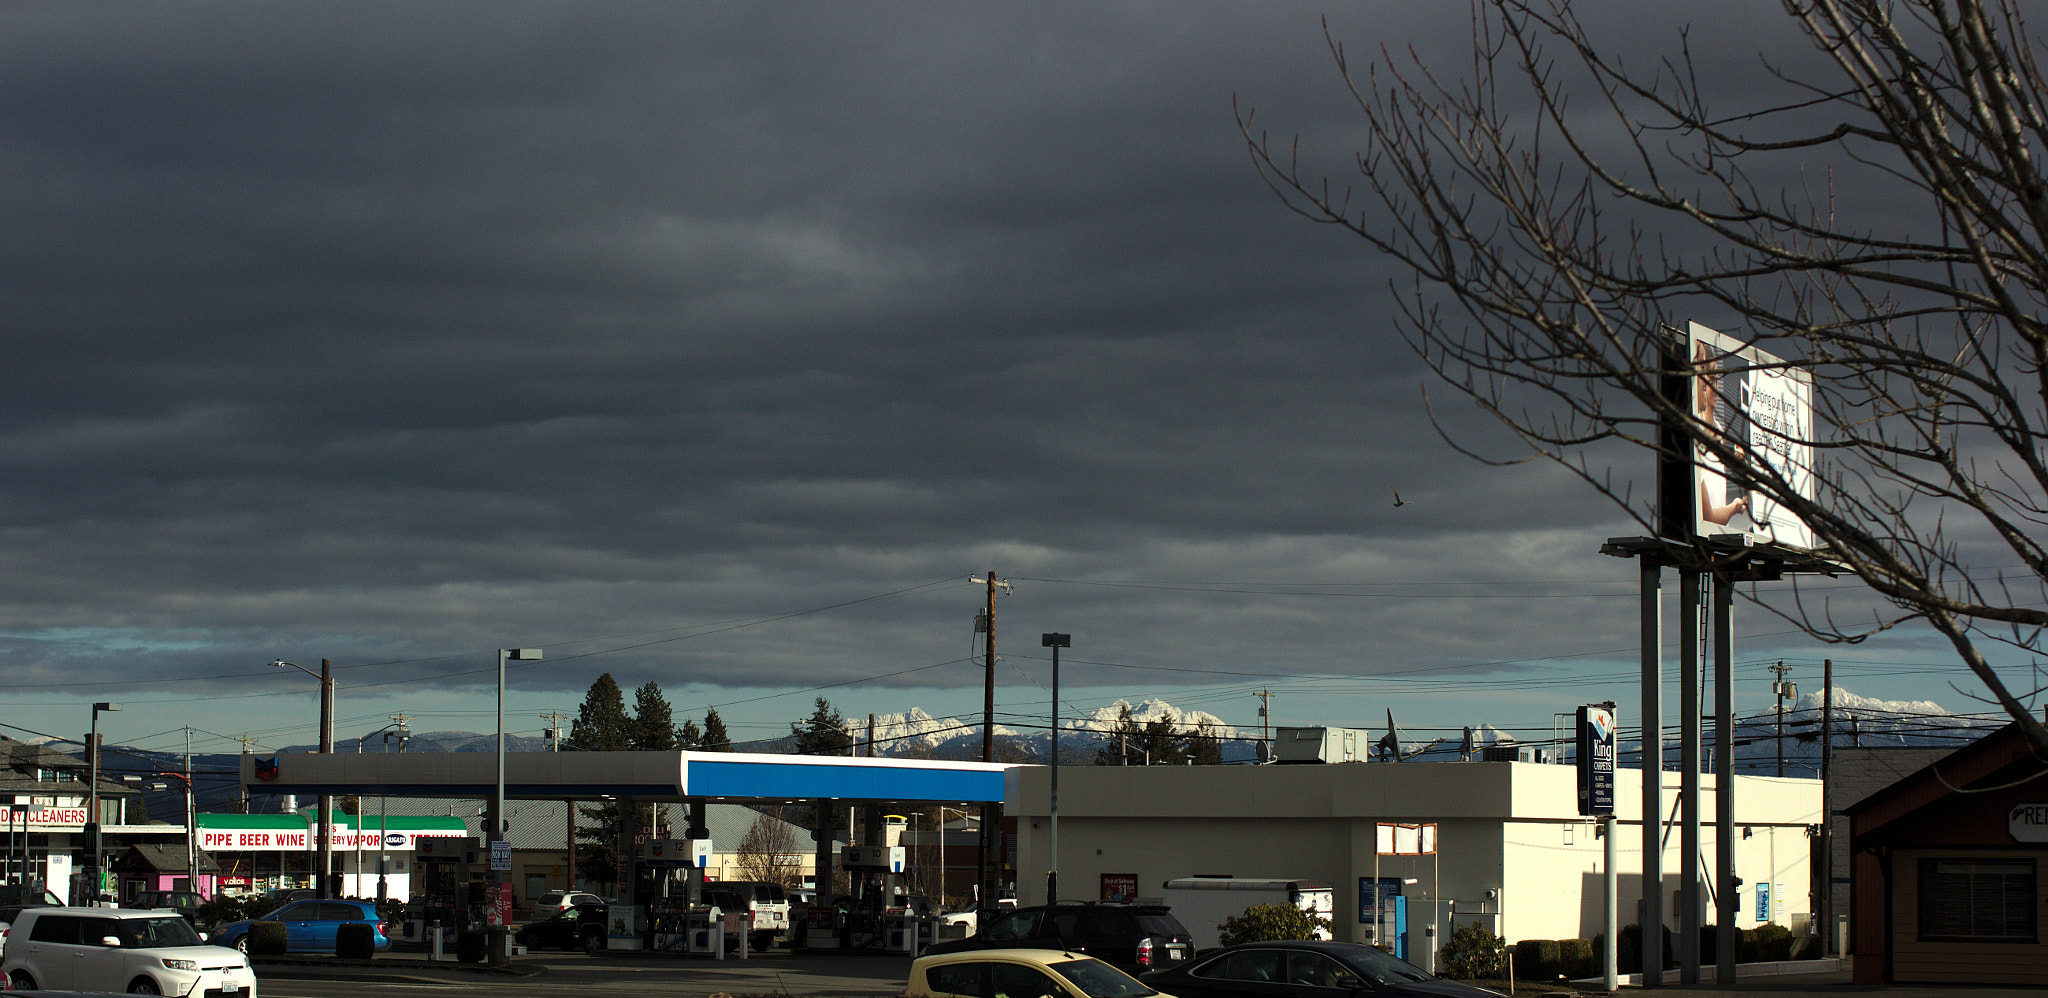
[87,702,120,905]
[271,660,335,897]
[1041,633,1069,905]
[492,649,541,966]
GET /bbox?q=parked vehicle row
[210,899,390,955]
[904,939,1506,998]
[1,906,257,996]
[921,901,1195,976]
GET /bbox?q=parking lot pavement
[257,947,917,994]
[1593,968,2048,997]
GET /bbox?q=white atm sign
[2009,803,2048,842]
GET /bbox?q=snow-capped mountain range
[50,688,2017,816]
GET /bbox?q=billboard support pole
[1680,570,1703,984]
[1714,572,1738,984]
[1639,556,1664,986]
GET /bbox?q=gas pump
[842,845,924,952]
[642,838,715,954]
[1361,879,1409,960]
[411,837,480,955]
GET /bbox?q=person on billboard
[1693,339,1750,527]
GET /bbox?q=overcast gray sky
[0,1,1994,759]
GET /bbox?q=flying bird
[1390,489,1410,508]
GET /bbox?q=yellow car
[908,947,1172,998]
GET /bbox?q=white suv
[3,907,256,997]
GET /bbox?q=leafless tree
[1240,0,2048,748]
[734,811,803,888]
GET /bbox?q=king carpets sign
[1577,704,1616,817]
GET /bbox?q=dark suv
[130,890,207,924]
[920,902,1194,975]
[515,902,610,954]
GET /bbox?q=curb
[252,956,546,980]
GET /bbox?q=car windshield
[123,916,204,948]
[1050,959,1155,998]
[1333,945,1437,984]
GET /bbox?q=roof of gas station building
[239,749,1017,805]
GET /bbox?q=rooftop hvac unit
[1273,726,1371,764]
[1482,744,1553,764]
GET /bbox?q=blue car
[212,899,390,955]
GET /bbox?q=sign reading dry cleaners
[1577,703,1617,817]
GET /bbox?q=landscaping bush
[456,929,487,963]
[335,922,375,959]
[1437,921,1506,979]
[1558,937,1595,979]
[196,895,253,929]
[1512,938,1564,980]
[1615,922,1676,970]
[246,921,288,957]
[1217,903,1330,946]
[1748,923,1793,962]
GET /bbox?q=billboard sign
[1576,704,1616,816]
[1687,321,1817,550]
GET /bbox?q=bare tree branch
[1241,0,2048,749]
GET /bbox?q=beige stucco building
[1003,760,1822,951]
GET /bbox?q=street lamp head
[92,702,120,713]
[502,648,542,661]
[269,660,289,668]
[1041,633,1070,648]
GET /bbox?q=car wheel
[581,927,603,956]
[10,971,37,991]
[234,935,250,954]
[751,931,772,953]
[128,978,163,995]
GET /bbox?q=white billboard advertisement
[1688,321,1817,551]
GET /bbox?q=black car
[920,902,1194,976]
[1139,939,1505,998]
[514,902,611,954]
[131,889,208,924]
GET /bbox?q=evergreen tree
[1141,710,1187,766]
[567,673,632,887]
[702,709,731,752]
[631,682,677,751]
[791,697,852,756]
[1182,721,1223,766]
[677,717,703,750]
[1094,704,1144,766]
[567,673,632,751]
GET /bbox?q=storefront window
[1918,858,2036,943]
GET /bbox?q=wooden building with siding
[1847,723,2048,985]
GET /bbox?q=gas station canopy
[240,750,1016,805]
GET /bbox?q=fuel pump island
[240,749,1007,961]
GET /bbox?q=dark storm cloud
[0,1,1887,725]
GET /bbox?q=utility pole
[970,571,1010,762]
[233,735,259,813]
[967,571,1009,917]
[1819,658,1834,955]
[1770,661,1795,777]
[184,728,196,894]
[1254,690,1274,763]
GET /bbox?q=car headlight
[160,958,199,970]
